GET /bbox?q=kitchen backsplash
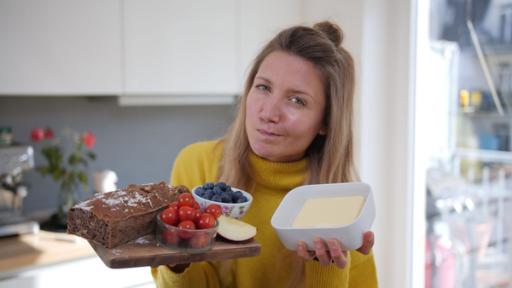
[0,96,234,214]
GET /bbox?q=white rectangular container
[271,182,375,250]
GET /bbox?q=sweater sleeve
[304,250,377,288]
[304,260,350,288]
[151,141,226,287]
[347,251,378,287]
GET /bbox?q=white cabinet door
[123,0,238,96]
[237,0,301,91]
[0,0,122,95]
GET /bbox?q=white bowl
[192,185,253,219]
[271,182,375,251]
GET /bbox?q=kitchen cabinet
[122,0,238,99]
[119,0,302,104]
[0,0,122,95]
[0,0,303,103]
[237,0,301,92]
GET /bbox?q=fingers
[356,231,375,255]
[326,238,348,269]
[313,237,331,265]
[297,238,350,269]
[296,241,315,261]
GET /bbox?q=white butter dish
[271,182,375,251]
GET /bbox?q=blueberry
[203,182,214,189]
[204,190,213,200]
[211,195,222,202]
[221,193,232,203]
[233,191,243,201]
[213,186,223,195]
[226,191,236,202]
[236,197,246,203]
[225,186,233,193]
[195,187,205,196]
[216,182,227,190]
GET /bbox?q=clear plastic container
[156,212,218,253]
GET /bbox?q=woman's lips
[257,128,282,137]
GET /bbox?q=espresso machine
[0,145,39,236]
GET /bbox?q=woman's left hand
[296,231,374,268]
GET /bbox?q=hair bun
[313,21,343,47]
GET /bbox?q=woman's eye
[255,84,270,92]
[290,96,306,106]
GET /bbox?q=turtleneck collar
[248,151,308,191]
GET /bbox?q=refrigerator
[418,0,512,287]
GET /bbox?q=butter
[292,196,365,228]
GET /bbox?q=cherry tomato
[160,207,178,226]
[178,206,196,222]
[205,204,222,219]
[177,220,196,239]
[177,193,195,208]
[197,213,216,229]
[162,229,179,245]
[189,232,210,249]
[168,202,178,212]
[194,209,201,222]
[192,201,200,210]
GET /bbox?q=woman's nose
[259,95,281,123]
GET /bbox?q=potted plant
[30,127,96,229]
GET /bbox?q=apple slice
[217,215,257,241]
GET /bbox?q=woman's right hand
[296,231,374,268]
[168,263,190,273]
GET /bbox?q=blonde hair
[218,21,358,189]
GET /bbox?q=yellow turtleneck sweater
[151,140,378,288]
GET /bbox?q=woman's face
[245,51,327,162]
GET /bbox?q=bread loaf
[67,181,183,248]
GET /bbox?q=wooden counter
[0,231,95,277]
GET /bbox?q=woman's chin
[250,144,278,161]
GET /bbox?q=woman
[152,21,377,287]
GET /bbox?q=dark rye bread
[67,181,187,248]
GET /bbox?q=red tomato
[160,208,178,226]
[194,209,201,222]
[177,193,195,208]
[177,220,196,239]
[178,206,196,222]
[189,232,210,249]
[197,213,216,229]
[162,229,179,245]
[168,202,178,212]
[192,201,200,210]
[205,204,222,219]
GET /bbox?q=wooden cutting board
[89,234,261,269]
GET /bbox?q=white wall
[359,1,415,287]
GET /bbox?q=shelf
[456,111,512,119]
[455,148,512,163]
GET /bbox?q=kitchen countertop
[0,230,95,279]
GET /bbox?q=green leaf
[77,171,88,186]
[51,168,64,181]
[86,151,96,160]
[68,153,81,166]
